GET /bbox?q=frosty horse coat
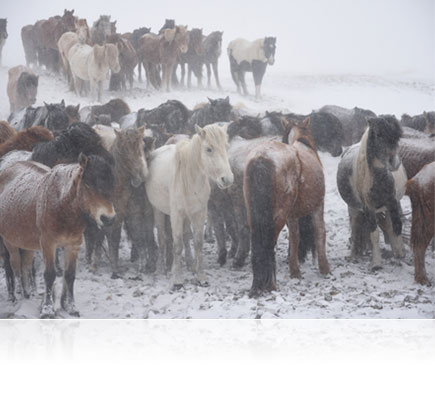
[68,43,121,102]
[406,161,434,286]
[0,154,116,317]
[227,37,276,99]
[0,126,53,157]
[145,124,233,288]
[0,18,8,66]
[7,65,39,113]
[244,118,330,296]
[337,116,407,268]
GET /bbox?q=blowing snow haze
[1,0,434,79]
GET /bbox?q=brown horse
[406,161,434,286]
[138,26,189,91]
[0,126,53,157]
[85,126,148,278]
[179,28,204,88]
[0,121,15,144]
[399,135,435,180]
[243,118,330,296]
[0,154,115,317]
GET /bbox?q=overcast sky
[1,0,434,78]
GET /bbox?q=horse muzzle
[100,214,116,227]
[268,57,275,66]
[217,174,234,189]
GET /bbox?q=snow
[0,64,434,318]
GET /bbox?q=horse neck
[49,164,83,209]
[175,135,208,195]
[355,128,373,203]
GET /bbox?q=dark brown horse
[0,121,15,144]
[202,31,223,90]
[0,154,115,317]
[399,135,435,180]
[85,127,148,278]
[406,161,434,286]
[244,118,330,296]
[179,28,204,88]
[0,126,53,157]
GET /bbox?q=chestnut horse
[0,154,115,317]
[244,118,330,296]
[406,161,434,286]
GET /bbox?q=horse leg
[169,211,185,288]
[208,202,227,265]
[287,219,301,279]
[138,61,142,83]
[61,244,81,317]
[190,210,208,285]
[40,240,57,318]
[414,242,431,286]
[230,64,241,94]
[369,227,382,269]
[380,210,405,259]
[4,249,15,302]
[144,61,151,89]
[212,62,221,90]
[107,219,122,279]
[3,242,26,300]
[187,64,192,89]
[154,208,167,274]
[311,206,331,275]
[180,63,186,88]
[232,200,250,269]
[206,63,212,89]
[252,60,267,100]
[183,220,194,269]
[20,250,35,299]
[97,80,103,103]
[238,70,248,96]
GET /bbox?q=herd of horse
[0,88,433,317]
[2,11,276,103]
[0,11,434,318]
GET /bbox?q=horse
[58,19,91,90]
[80,98,131,126]
[7,65,39,113]
[0,154,115,317]
[21,24,38,67]
[203,31,223,90]
[159,19,175,34]
[318,105,377,146]
[31,122,113,168]
[145,123,233,288]
[128,27,151,82]
[406,161,434,286]
[243,118,330,296]
[0,18,7,66]
[91,15,116,45]
[0,121,15,144]
[8,100,72,134]
[401,111,435,134]
[178,28,204,88]
[107,34,138,91]
[35,9,77,73]
[336,115,407,268]
[399,135,435,180]
[84,126,149,278]
[136,100,191,134]
[0,126,53,157]
[68,42,121,101]
[187,97,232,131]
[227,37,276,99]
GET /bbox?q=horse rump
[244,155,276,296]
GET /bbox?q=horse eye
[207,147,213,153]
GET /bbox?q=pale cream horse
[68,42,120,102]
[145,124,234,288]
[58,19,90,90]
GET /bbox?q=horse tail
[244,156,276,296]
[298,215,316,263]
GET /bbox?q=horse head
[43,100,70,134]
[264,37,276,65]
[75,18,90,43]
[195,124,233,189]
[208,96,232,122]
[367,115,402,171]
[114,126,148,187]
[17,72,39,106]
[190,28,204,55]
[175,25,189,54]
[78,153,116,228]
[61,9,76,31]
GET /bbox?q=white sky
[1,0,434,78]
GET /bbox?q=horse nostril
[101,215,115,227]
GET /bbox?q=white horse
[68,42,120,102]
[337,116,407,268]
[227,37,276,99]
[58,20,90,90]
[145,124,234,288]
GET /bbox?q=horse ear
[78,153,88,169]
[60,99,65,108]
[194,124,204,137]
[114,128,122,138]
[137,125,146,138]
[75,104,80,112]
[302,117,310,128]
[281,117,290,131]
[224,96,230,104]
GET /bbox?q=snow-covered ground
[0,65,434,318]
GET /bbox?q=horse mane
[175,124,228,196]
[82,154,115,199]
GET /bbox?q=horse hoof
[171,283,184,291]
[40,305,56,319]
[290,271,302,279]
[55,267,63,277]
[196,280,209,287]
[111,272,121,279]
[217,254,227,266]
[371,266,382,272]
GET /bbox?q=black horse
[187,97,232,132]
[227,37,276,99]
